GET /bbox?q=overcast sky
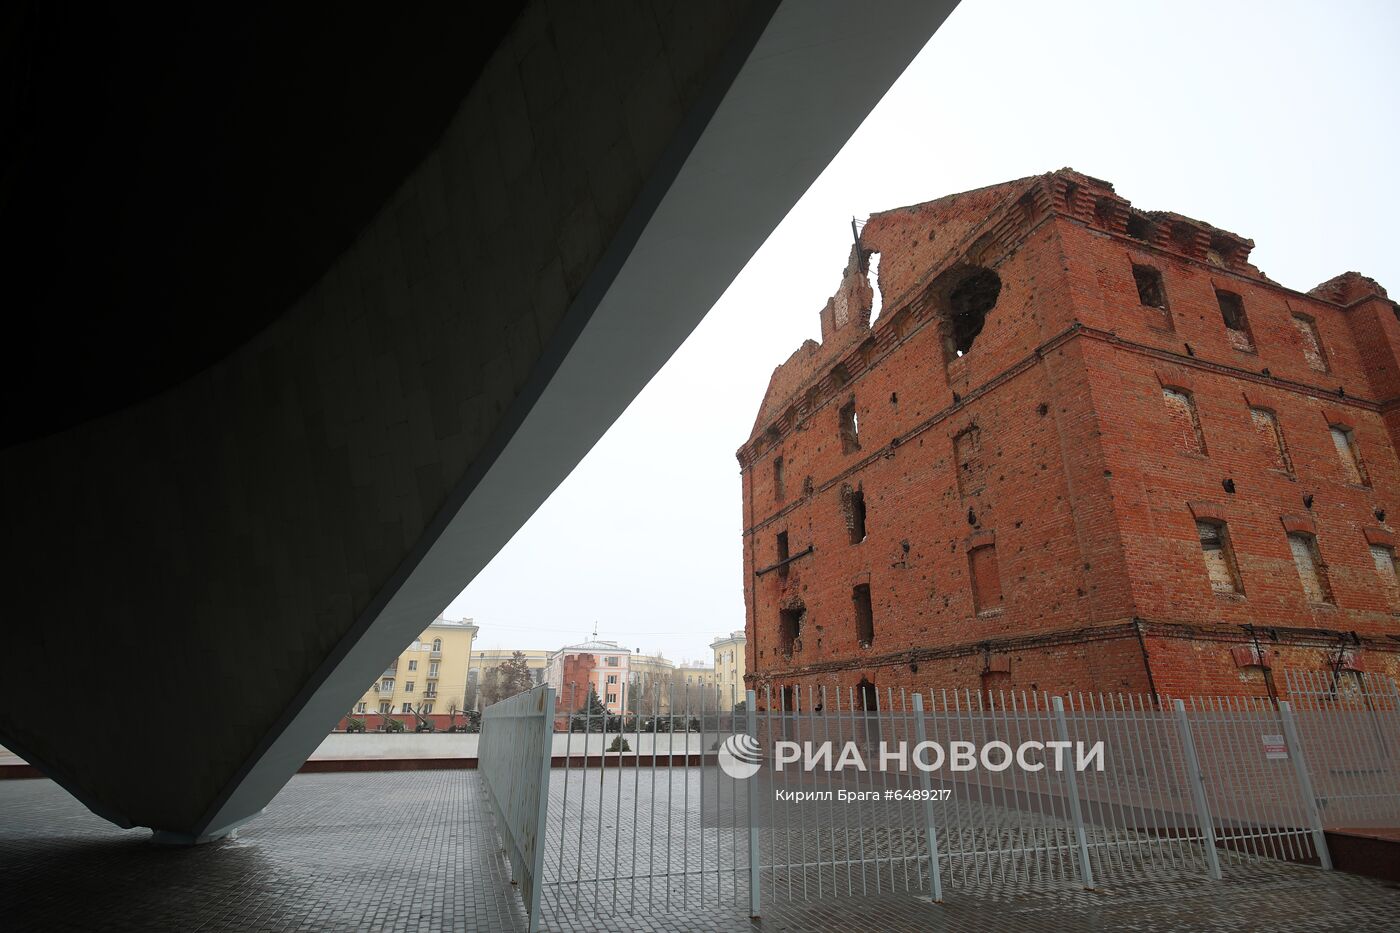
[449,0,1400,665]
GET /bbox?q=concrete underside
[0,0,958,839]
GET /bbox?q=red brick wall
[739,169,1400,704]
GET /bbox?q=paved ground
[2,771,1398,931]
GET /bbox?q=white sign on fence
[1261,734,1288,759]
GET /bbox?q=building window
[1292,315,1329,372]
[1162,388,1206,455]
[408,660,417,671]
[1132,264,1167,308]
[1372,544,1399,593]
[607,674,617,685]
[1329,426,1369,486]
[402,702,413,714]
[432,638,442,653]
[605,656,619,667]
[356,702,366,713]
[606,692,617,704]
[381,679,394,692]
[842,484,867,544]
[422,703,433,714]
[852,584,874,648]
[1215,290,1254,351]
[429,662,439,677]
[776,530,790,577]
[778,605,803,656]
[839,398,860,453]
[947,268,1001,358]
[1249,408,1292,474]
[774,456,785,501]
[1197,520,1242,594]
[1288,532,1333,605]
[969,543,1003,615]
[953,425,985,499]
[405,681,414,693]
[380,701,391,714]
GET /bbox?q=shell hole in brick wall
[947,268,1001,358]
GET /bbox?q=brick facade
[738,169,1400,708]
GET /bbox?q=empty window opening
[1288,532,1333,605]
[839,398,860,453]
[778,606,803,657]
[969,543,1003,615]
[1330,425,1369,486]
[853,583,874,648]
[1197,520,1242,594]
[842,484,867,544]
[780,685,795,711]
[773,456,785,501]
[1133,264,1168,310]
[1249,408,1292,474]
[1291,315,1329,372]
[1372,544,1399,596]
[1162,388,1207,455]
[947,268,1002,358]
[1126,213,1154,241]
[1093,197,1116,228]
[857,678,878,712]
[1215,290,1254,351]
[776,531,790,577]
[953,425,986,499]
[866,251,883,321]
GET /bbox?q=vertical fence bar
[745,689,761,918]
[1171,699,1222,880]
[911,691,943,903]
[1278,700,1333,870]
[1051,696,1095,889]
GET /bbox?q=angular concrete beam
[0,0,957,840]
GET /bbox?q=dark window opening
[1126,213,1154,241]
[1216,290,1254,350]
[839,398,860,453]
[780,685,795,711]
[1094,197,1116,228]
[947,268,1001,358]
[1132,264,1167,309]
[778,606,803,657]
[776,531,790,577]
[842,484,867,544]
[857,678,878,712]
[773,456,785,501]
[853,583,874,648]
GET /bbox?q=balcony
[429,651,442,660]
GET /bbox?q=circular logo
[718,734,763,780]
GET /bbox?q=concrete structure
[352,616,477,717]
[0,1,955,841]
[712,630,748,701]
[739,169,1400,706]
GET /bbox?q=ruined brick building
[737,169,1400,708]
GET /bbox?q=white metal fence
[479,683,555,933]
[479,675,1400,924]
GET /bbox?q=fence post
[1278,700,1333,870]
[911,692,944,903]
[1051,696,1095,889]
[746,689,761,918]
[1171,699,1222,880]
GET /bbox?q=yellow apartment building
[353,616,478,717]
[711,630,747,703]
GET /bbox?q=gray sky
[449,0,1400,665]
